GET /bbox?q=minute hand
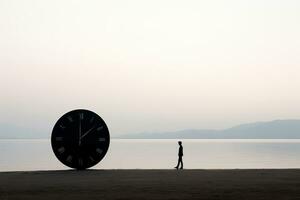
[80,126,96,139]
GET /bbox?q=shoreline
[1,168,300,172]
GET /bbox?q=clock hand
[79,115,82,146]
[80,126,96,140]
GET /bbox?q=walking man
[174,141,183,170]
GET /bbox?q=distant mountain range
[0,123,49,139]
[1,120,300,139]
[117,120,300,139]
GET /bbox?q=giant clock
[51,109,110,169]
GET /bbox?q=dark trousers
[176,156,183,169]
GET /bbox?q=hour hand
[80,126,96,139]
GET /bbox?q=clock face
[51,109,110,170]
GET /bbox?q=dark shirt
[178,145,183,157]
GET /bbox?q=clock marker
[98,138,106,142]
[58,147,65,154]
[55,137,63,141]
[67,116,73,122]
[96,148,103,154]
[78,158,83,166]
[59,125,66,129]
[66,155,73,163]
[89,117,94,124]
[89,156,95,162]
[79,113,84,120]
[97,126,103,131]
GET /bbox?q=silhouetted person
[174,141,183,170]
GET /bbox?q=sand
[0,169,300,200]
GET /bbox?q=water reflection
[0,139,300,171]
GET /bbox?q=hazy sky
[1,0,300,136]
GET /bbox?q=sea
[0,139,300,171]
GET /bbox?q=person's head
[178,141,182,145]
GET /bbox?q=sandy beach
[0,169,300,200]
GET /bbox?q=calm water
[0,139,300,171]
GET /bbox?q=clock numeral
[79,113,84,120]
[78,158,83,167]
[98,137,106,142]
[59,125,66,129]
[97,126,103,131]
[55,137,63,141]
[58,147,65,154]
[89,156,95,162]
[89,117,94,124]
[67,116,73,122]
[66,155,73,163]
[96,148,103,154]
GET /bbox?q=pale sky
[1,0,300,136]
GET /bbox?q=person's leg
[175,157,180,169]
[179,156,183,169]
